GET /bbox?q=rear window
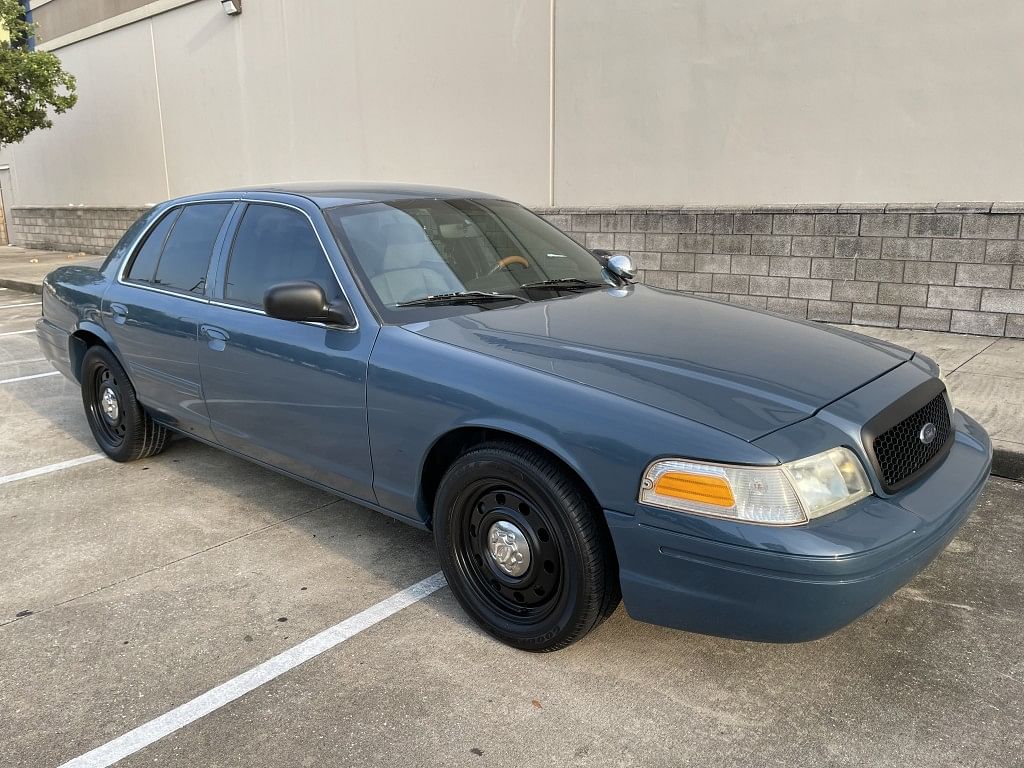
[152,203,231,294]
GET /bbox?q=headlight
[639,447,871,525]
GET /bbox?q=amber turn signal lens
[653,471,735,508]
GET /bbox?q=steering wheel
[486,255,530,276]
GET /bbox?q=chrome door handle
[109,303,128,325]
[200,324,229,351]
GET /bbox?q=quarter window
[126,208,180,283]
[224,204,340,308]
[151,203,231,294]
[104,208,162,274]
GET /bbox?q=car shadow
[118,434,495,639]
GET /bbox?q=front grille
[871,392,952,491]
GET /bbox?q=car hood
[406,286,911,441]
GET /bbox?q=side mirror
[263,280,353,326]
[605,253,636,282]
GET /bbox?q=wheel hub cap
[100,387,119,422]
[487,520,531,577]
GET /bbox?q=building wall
[0,169,13,245]
[7,17,169,207]
[539,203,1024,338]
[11,205,147,253]
[29,0,155,42]
[5,0,1024,211]
[5,0,551,208]
[553,0,1024,205]
[5,1,1024,335]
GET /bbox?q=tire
[80,345,169,462]
[433,441,620,651]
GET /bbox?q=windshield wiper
[518,278,606,291]
[395,291,530,308]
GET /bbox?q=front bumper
[605,411,992,642]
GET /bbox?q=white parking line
[0,357,44,365]
[59,571,448,768]
[0,301,41,309]
[0,454,105,486]
[0,328,36,337]
[0,371,59,385]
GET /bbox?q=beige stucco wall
[554,0,1024,205]
[7,0,550,207]
[3,0,1024,209]
[152,0,550,202]
[11,17,168,207]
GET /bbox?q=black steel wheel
[89,363,127,448]
[80,345,169,462]
[433,441,619,651]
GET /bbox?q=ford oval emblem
[919,422,937,445]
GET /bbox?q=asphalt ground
[1,286,1022,768]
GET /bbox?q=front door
[198,202,377,502]
[102,202,234,441]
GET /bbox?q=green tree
[0,0,77,148]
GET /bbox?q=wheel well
[419,427,602,528]
[68,330,108,382]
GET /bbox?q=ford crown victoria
[37,183,992,651]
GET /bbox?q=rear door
[197,200,378,502]
[103,201,234,440]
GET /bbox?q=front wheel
[80,345,169,462]
[433,442,619,651]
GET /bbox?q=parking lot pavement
[105,471,1024,768]
[2,287,1023,768]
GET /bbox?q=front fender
[367,327,776,524]
[444,415,593,487]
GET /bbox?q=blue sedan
[37,183,992,651]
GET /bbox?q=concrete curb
[0,277,42,295]
[992,448,1024,483]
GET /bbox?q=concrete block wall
[12,202,1024,338]
[11,206,149,255]
[538,203,1024,338]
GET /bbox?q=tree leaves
[0,0,77,148]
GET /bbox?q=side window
[224,204,340,308]
[152,203,232,294]
[126,208,180,283]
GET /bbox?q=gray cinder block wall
[12,202,1024,338]
[538,203,1024,338]
[11,207,149,256]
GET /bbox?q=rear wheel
[433,442,619,651]
[80,345,169,462]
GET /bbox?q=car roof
[184,181,503,209]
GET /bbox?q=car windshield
[324,198,609,320]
